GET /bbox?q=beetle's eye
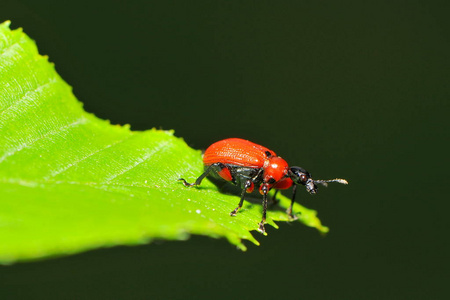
[265,151,272,157]
[268,178,276,184]
[301,174,307,182]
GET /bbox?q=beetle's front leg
[286,185,299,219]
[258,184,269,234]
[271,189,280,206]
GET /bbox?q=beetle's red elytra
[179,138,348,234]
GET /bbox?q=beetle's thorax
[263,156,289,186]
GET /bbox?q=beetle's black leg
[230,179,252,216]
[178,163,223,187]
[271,189,280,206]
[258,184,269,234]
[287,184,298,219]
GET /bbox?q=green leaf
[0,21,328,264]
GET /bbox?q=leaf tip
[117,123,131,130]
[164,129,175,135]
[319,225,330,234]
[236,243,248,251]
[1,20,11,28]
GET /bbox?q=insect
[179,138,348,234]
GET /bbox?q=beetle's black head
[289,166,349,194]
[288,166,317,194]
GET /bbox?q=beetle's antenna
[314,178,348,187]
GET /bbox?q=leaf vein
[0,117,86,163]
[0,39,21,57]
[0,78,57,116]
[47,133,135,178]
[103,140,171,183]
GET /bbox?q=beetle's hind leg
[178,163,223,187]
[178,178,196,187]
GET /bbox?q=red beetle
[179,138,347,233]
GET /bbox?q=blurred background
[1,1,449,299]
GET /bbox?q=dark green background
[1,1,449,299]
